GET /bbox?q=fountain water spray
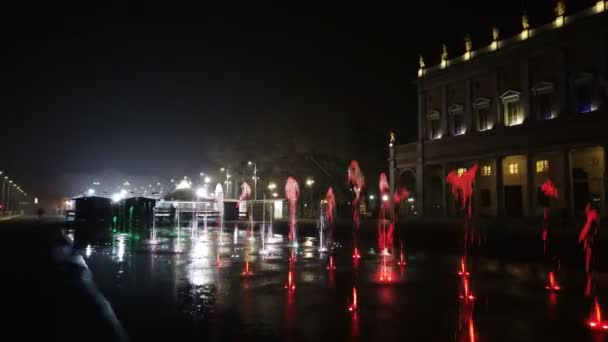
[348,286,358,312]
[285,177,300,246]
[378,173,391,255]
[397,240,407,267]
[587,296,608,331]
[215,183,224,246]
[326,255,336,270]
[239,182,253,239]
[579,204,599,275]
[285,262,296,292]
[348,161,364,260]
[540,179,559,254]
[319,188,336,253]
[545,271,561,291]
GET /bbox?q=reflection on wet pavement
[80,225,605,341]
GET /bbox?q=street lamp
[305,178,315,218]
[248,161,258,201]
[267,182,276,191]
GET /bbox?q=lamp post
[305,178,315,218]
[248,161,258,201]
[220,168,231,199]
[1,174,6,214]
[7,180,13,214]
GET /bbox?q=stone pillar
[527,154,535,217]
[521,58,531,122]
[493,68,502,127]
[563,148,574,217]
[557,48,569,117]
[416,157,424,216]
[496,156,504,216]
[441,163,448,216]
[417,91,426,216]
[441,85,449,137]
[465,79,473,132]
[418,91,425,144]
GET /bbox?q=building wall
[398,7,608,217]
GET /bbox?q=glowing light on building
[196,187,208,198]
[175,179,191,190]
[596,1,606,12]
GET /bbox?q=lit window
[576,83,593,113]
[501,90,523,126]
[452,115,464,135]
[508,162,519,175]
[449,104,465,136]
[533,82,555,120]
[504,101,522,126]
[457,168,466,176]
[473,97,491,131]
[429,119,440,139]
[573,73,595,114]
[536,160,549,173]
[481,165,492,176]
[427,110,441,140]
[477,108,490,131]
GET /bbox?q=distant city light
[268,182,277,190]
[272,192,278,198]
[34,197,38,204]
[87,188,95,196]
[369,195,375,200]
[381,194,389,202]
[204,176,211,184]
[112,193,123,203]
[196,187,208,198]
[175,179,191,190]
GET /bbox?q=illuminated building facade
[394,4,608,217]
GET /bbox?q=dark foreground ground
[4,215,608,341]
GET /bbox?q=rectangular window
[429,119,440,139]
[457,168,466,176]
[481,165,492,176]
[576,83,593,113]
[508,162,519,175]
[477,108,490,131]
[452,115,464,135]
[537,93,554,120]
[504,101,522,126]
[536,160,549,173]
[481,189,491,207]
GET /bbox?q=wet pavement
[74,222,608,342]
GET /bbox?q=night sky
[0,0,594,204]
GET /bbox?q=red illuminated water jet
[540,179,559,254]
[352,247,361,259]
[587,297,608,331]
[397,240,407,267]
[325,188,335,224]
[241,258,253,277]
[285,263,296,292]
[378,254,393,283]
[446,165,478,217]
[459,276,475,303]
[348,160,365,229]
[285,177,300,246]
[579,204,600,275]
[378,173,391,254]
[239,182,253,237]
[458,257,470,277]
[327,255,336,270]
[216,250,222,267]
[348,286,358,312]
[545,271,560,291]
